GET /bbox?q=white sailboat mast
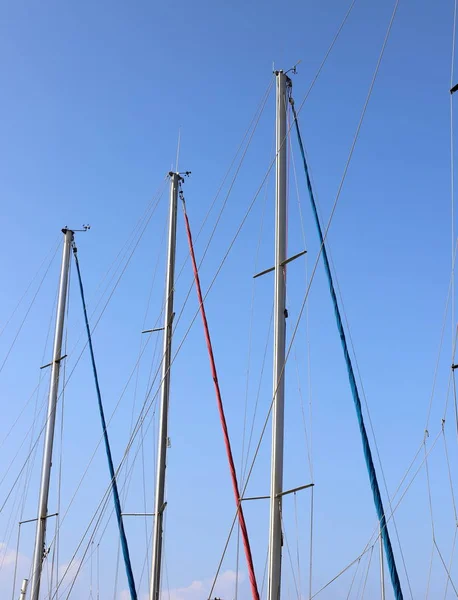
[267,70,289,600]
[29,228,74,600]
[149,172,180,600]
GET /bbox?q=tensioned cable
[291,96,403,598]
[359,545,374,600]
[41,178,168,425]
[288,133,315,600]
[48,322,171,597]
[166,81,273,373]
[293,492,303,598]
[425,242,457,431]
[310,548,373,599]
[1,187,168,587]
[50,264,71,599]
[85,178,168,323]
[345,555,361,600]
[435,538,458,596]
[0,399,49,511]
[8,289,57,600]
[6,7,354,592]
[0,242,60,376]
[76,10,364,582]
[0,236,60,339]
[73,243,137,600]
[112,217,167,594]
[287,120,313,479]
[240,122,275,487]
[41,113,276,564]
[443,526,458,598]
[2,179,168,513]
[37,3,366,590]
[241,306,273,487]
[208,2,401,593]
[180,190,260,600]
[279,508,300,600]
[11,182,168,510]
[451,0,457,362]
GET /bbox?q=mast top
[61,225,90,235]
[168,171,191,179]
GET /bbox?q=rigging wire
[443,526,458,598]
[287,121,313,478]
[0,236,60,340]
[310,549,371,599]
[84,178,168,323]
[173,78,274,291]
[8,287,57,600]
[73,243,137,600]
[435,538,458,596]
[241,306,274,486]
[0,399,49,511]
[5,182,170,600]
[92,15,382,596]
[293,493,302,598]
[14,184,167,552]
[97,543,100,600]
[0,242,60,376]
[180,189,260,600]
[5,5,364,596]
[22,4,380,594]
[2,183,167,547]
[112,217,168,596]
[451,0,457,364]
[235,150,274,600]
[288,127,315,600]
[290,95,404,597]
[345,556,361,600]
[358,545,374,600]
[10,521,22,600]
[208,2,402,593]
[308,487,314,600]
[50,343,164,598]
[51,264,72,599]
[425,242,457,430]
[240,120,275,485]
[279,507,300,600]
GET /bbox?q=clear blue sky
[0,1,457,599]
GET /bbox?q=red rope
[180,197,260,600]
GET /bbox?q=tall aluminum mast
[267,70,289,600]
[30,228,74,600]
[149,172,181,600]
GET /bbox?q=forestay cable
[290,98,404,600]
[72,242,137,600]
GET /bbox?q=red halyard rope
[180,193,260,600]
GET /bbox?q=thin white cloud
[161,569,246,600]
[119,569,246,600]
[0,541,30,599]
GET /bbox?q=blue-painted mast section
[290,97,403,600]
[73,243,138,600]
